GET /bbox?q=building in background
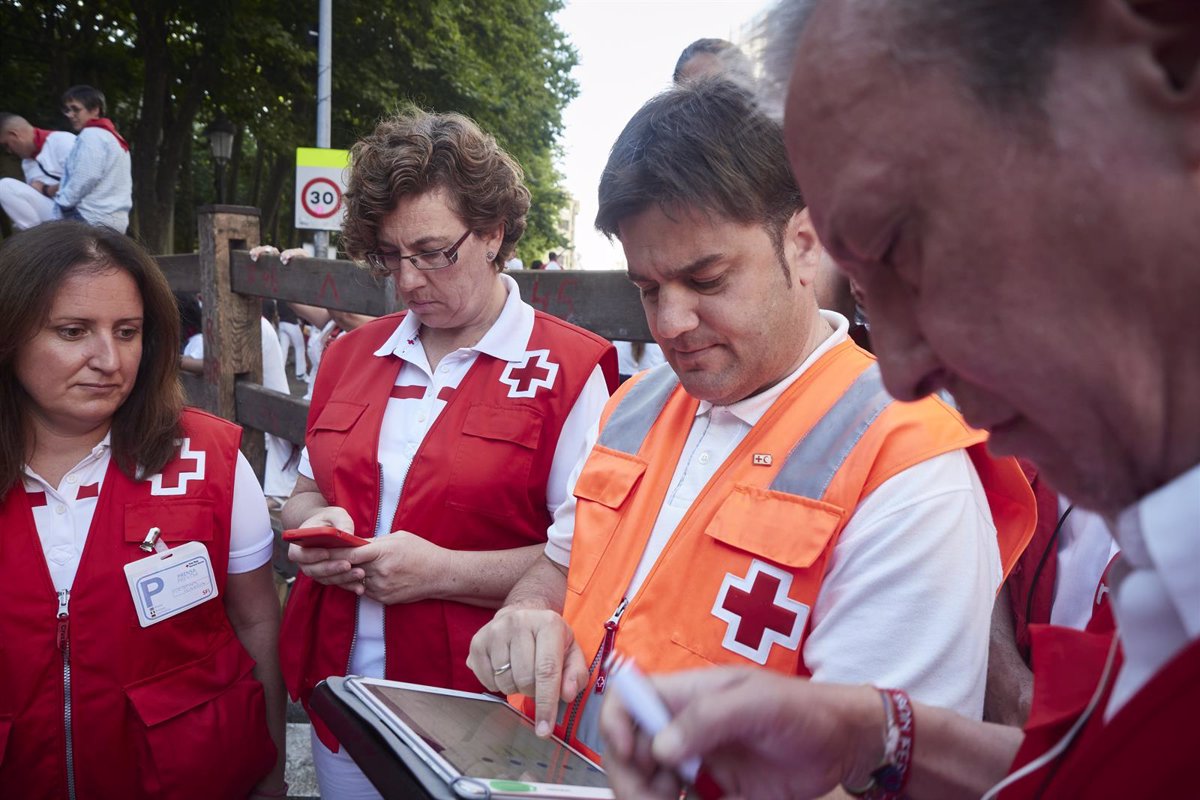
[555,193,580,268]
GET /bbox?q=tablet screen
[357,682,609,788]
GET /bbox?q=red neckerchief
[82,118,130,152]
[31,128,53,158]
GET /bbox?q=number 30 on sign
[295,148,350,231]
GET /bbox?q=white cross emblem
[499,350,559,398]
[711,559,809,665]
[149,438,207,496]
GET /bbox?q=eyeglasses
[365,230,472,272]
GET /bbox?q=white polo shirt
[24,434,274,594]
[299,273,611,677]
[548,311,1003,716]
[1106,462,1200,718]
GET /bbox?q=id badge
[124,540,219,627]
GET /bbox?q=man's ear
[1099,1,1200,164]
[787,208,821,287]
[1126,0,1200,97]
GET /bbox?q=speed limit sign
[301,177,341,219]
[295,148,350,230]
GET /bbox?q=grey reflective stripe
[770,364,893,500]
[597,363,679,455]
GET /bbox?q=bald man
[0,113,75,230]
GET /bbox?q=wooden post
[197,205,265,477]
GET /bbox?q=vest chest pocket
[124,500,225,631]
[306,400,367,496]
[447,404,543,522]
[670,485,845,671]
[704,485,844,569]
[124,500,215,544]
[567,448,646,595]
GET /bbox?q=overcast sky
[554,0,775,270]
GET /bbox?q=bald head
[773,0,1200,511]
[0,114,36,159]
[764,0,1086,117]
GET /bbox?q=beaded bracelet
[844,688,914,800]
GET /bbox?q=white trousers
[311,727,384,800]
[278,320,307,378]
[0,178,56,230]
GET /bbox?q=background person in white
[53,85,132,232]
[468,79,1020,751]
[0,113,75,229]
[181,312,299,503]
[279,109,615,800]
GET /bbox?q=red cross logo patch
[149,438,207,496]
[711,559,809,665]
[499,349,559,398]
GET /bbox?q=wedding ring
[493,662,513,676]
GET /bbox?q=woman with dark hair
[278,108,617,798]
[0,221,286,798]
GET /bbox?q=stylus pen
[607,656,725,800]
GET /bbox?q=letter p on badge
[139,577,166,616]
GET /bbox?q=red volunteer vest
[280,310,617,748]
[1005,464,1115,664]
[540,341,1036,757]
[0,409,275,799]
[1001,625,1199,798]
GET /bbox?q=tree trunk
[227,124,245,205]
[130,1,222,254]
[260,152,291,244]
[250,147,265,209]
[130,4,170,252]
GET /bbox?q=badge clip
[139,526,167,554]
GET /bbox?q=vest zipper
[56,589,77,800]
[593,596,630,695]
[564,596,628,742]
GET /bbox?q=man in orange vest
[597,2,1200,799]
[467,78,1035,762]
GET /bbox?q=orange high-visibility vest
[544,340,1035,758]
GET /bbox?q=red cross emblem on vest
[149,438,207,496]
[499,349,559,398]
[711,559,809,665]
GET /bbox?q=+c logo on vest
[499,350,560,398]
[711,559,810,665]
[149,438,207,496]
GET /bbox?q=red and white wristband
[844,688,915,800]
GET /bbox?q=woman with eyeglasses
[278,108,618,798]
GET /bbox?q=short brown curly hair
[342,108,531,273]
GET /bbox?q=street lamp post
[204,115,236,204]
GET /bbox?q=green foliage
[0,0,578,253]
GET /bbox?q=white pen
[605,654,702,783]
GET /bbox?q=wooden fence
[164,205,651,479]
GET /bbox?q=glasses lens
[367,253,393,270]
[414,252,450,270]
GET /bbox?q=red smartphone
[282,526,370,548]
